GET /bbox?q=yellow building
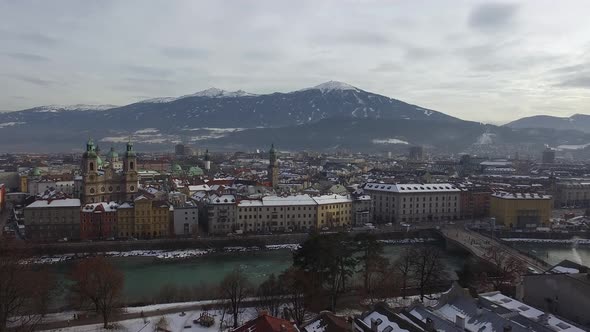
[490,192,553,229]
[116,203,135,238]
[20,175,28,193]
[313,195,353,228]
[115,196,170,239]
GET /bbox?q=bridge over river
[439,226,550,273]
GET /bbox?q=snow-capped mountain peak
[30,104,118,112]
[303,81,359,93]
[140,88,258,103]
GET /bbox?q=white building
[363,183,461,223]
[206,194,237,235]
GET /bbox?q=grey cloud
[4,52,50,62]
[550,63,590,74]
[557,75,590,88]
[468,3,519,31]
[242,50,283,61]
[161,47,208,59]
[310,30,390,47]
[370,62,401,73]
[122,65,175,78]
[19,32,60,47]
[5,74,55,86]
[404,46,439,60]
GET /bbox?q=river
[49,243,590,307]
[51,244,465,305]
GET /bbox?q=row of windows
[239,214,314,219]
[239,206,316,212]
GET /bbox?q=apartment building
[206,194,237,234]
[237,195,317,233]
[114,196,170,239]
[23,198,81,241]
[490,192,552,228]
[363,183,461,223]
[313,195,353,228]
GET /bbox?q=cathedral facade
[80,139,139,204]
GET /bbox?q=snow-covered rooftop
[364,183,460,193]
[26,198,81,208]
[479,292,584,332]
[312,194,352,205]
[491,192,552,200]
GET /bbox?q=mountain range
[506,114,590,133]
[0,81,589,154]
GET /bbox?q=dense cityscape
[3,1,590,332]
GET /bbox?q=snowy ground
[43,308,259,332]
[28,239,435,265]
[26,244,302,265]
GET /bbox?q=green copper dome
[172,163,183,172]
[96,155,104,168]
[188,166,203,176]
[107,147,119,159]
[31,167,41,177]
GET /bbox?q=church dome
[96,155,104,168]
[107,147,119,159]
[31,167,41,177]
[172,163,183,172]
[188,166,203,176]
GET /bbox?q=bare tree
[483,246,526,291]
[257,273,284,317]
[395,247,415,299]
[69,256,124,329]
[412,246,445,301]
[0,239,54,332]
[219,268,251,328]
[279,268,314,325]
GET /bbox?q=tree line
[1,232,521,331]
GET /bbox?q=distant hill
[199,117,590,153]
[506,114,590,133]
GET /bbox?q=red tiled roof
[234,314,298,332]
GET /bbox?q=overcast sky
[1,0,589,124]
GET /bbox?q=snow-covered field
[43,307,258,332]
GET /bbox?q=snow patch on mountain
[372,138,409,145]
[135,128,159,134]
[0,122,25,128]
[31,104,117,112]
[302,80,359,93]
[476,132,495,145]
[141,88,258,103]
[557,142,590,150]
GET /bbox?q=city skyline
[1,0,590,124]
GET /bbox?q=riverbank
[28,238,436,264]
[502,238,590,245]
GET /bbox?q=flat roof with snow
[364,183,460,193]
[26,198,81,208]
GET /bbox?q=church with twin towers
[80,139,139,204]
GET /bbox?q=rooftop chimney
[476,306,483,316]
[503,324,513,332]
[455,315,465,330]
[425,318,435,332]
[370,319,379,332]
